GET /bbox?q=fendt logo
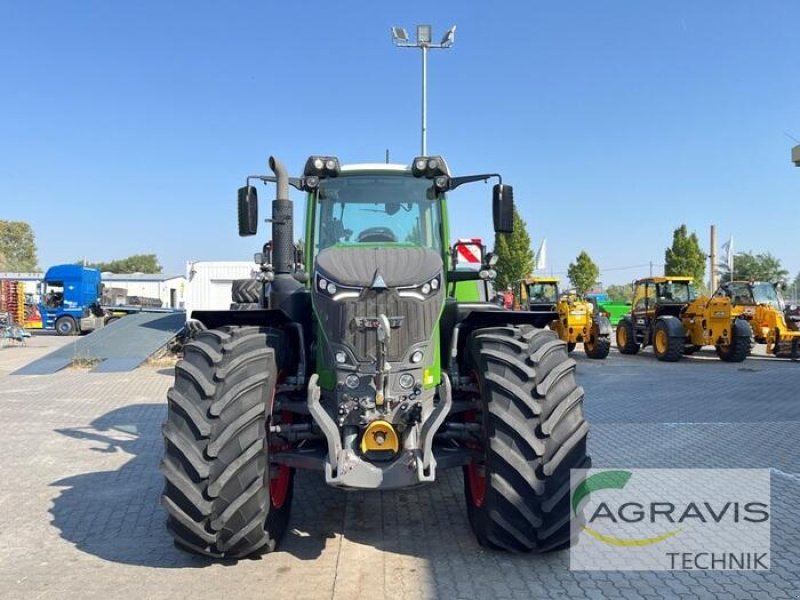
[570,469,771,571]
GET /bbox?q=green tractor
[160,155,590,557]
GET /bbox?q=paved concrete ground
[0,338,798,599]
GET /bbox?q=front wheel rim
[466,463,487,507]
[655,329,667,354]
[466,372,487,508]
[269,382,291,509]
[270,466,291,508]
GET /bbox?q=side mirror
[492,184,514,234]
[238,186,258,236]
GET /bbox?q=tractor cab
[714,281,800,352]
[714,281,784,313]
[630,276,696,324]
[513,276,560,313]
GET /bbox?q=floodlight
[440,25,456,47]
[416,24,432,44]
[391,26,408,42]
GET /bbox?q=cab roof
[519,276,560,284]
[635,276,694,284]
[340,164,410,174]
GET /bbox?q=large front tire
[584,325,611,360]
[716,319,752,363]
[615,320,639,355]
[160,326,293,558]
[462,326,590,552]
[652,319,683,362]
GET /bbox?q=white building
[184,261,259,318]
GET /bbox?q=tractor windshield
[656,281,696,303]
[312,174,443,258]
[752,283,782,309]
[527,282,558,303]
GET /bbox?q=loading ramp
[12,311,185,375]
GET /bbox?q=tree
[664,224,705,285]
[791,272,800,303]
[80,254,162,273]
[720,252,788,284]
[493,208,533,290]
[605,283,633,303]
[0,220,38,271]
[567,251,600,295]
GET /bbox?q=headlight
[399,373,415,389]
[345,374,360,389]
[398,275,441,300]
[315,274,361,301]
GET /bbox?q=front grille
[315,289,443,362]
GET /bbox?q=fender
[593,314,612,336]
[190,308,291,331]
[732,317,753,340]
[655,315,684,338]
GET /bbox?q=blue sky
[1,1,798,285]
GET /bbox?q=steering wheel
[357,227,397,242]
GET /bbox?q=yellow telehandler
[714,280,800,358]
[616,276,752,362]
[513,276,611,359]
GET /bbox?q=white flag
[720,236,734,272]
[535,238,547,271]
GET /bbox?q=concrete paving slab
[0,348,797,599]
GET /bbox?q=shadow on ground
[48,403,487,569]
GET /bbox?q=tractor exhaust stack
[269,156,294,276]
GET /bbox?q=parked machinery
[160,155,591,558]
[616,276,752,362]
[715,280,800,358]
[513,276,611,359]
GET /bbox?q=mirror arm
[448,173,502,190]
[246,175,304,191]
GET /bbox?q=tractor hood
[316,246,442,288]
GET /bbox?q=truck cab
[39,264,102,335]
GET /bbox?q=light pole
[391,24,456,156]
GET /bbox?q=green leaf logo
[572,470,680,547]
